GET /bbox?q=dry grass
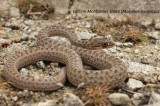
[91,21,109,35]
[122,25,148,43]
[18,0,32,13]
[18,0,54,15]
[76,83,111,106]
[91,17,148,43]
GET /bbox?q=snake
[3,26,128,91]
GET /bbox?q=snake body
[3,26,127,91]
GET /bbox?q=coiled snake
[3,26,127,91]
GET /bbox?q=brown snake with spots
[3,26,127,91]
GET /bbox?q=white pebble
[127,78,144,90]
[109,93,131,105]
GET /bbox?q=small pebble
[155,22,160,30]
[63,93,84,106]
[5,22,11,27]
[76,31,93,40]
[23,103,32,106]
[115,42,123,47]
[145,31,159,40]
[36,61,45,69]
[140,56,150,64]
[17,91,26,98]
[21,35,29,41]
[108,47,117,53]
[12,96,18,101]
[13,37,22,43]
[123,48,131,53]
[33,100,57,106]
[134,49,140,54]
[32,71,40,79]
[16,101,23,106]
[24,20,35,26]
[50,62,59,68]
[0,39,12,47]
[28,35,36,40]
[131,93,150,106]
[149,91,160,104]
[155,45,159,50]
[127,78,144,90]
[20,68,29,76]
[141,18,153,27]
[108,93,131,105]
[23,26,29,31]
[123,42,133,47]
[84,22,91,28]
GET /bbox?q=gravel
[0,13,159,106]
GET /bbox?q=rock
[36,61,45,69]
[145,31,159,40]
[0,38,12,47]
[140,84,160,93]
[116,47,122,52]
[127,78,144,90]
[21,35,29,41]
[29,32,38,38]
[146,102,160,106]
[155,45,159,50]
[23,103,32,106]
[17,91,28,98]
[140,56,150,64]
[141,18,153,27]
[23,26,29,32]
[16,101,23,106]
[50,62,59,68]
[134,49,140,54]
[20,68,29,76]
[26,29,32,34]
[13,37,22,43]
[108,93,131,105]
[0,92,7,100]
[10,18,21,25]
[32,100,58,106]
[149,91,160,104]
[24,20,35,26]
[136,91,160,106]
[117,53,124,58]
[76,31,93,40]
[127,61,160,83]
[11,96,18,101]
[131,93,150,106]
[9,7,20,18]
[63,93,84,106]
[155,22,160,30]
[32,71,40,80]
[123,48,131,53]
[108,47,117,53]
[84,22,91,28]
[4,22,11,27]
[115,42,123,47]
[123,42,134,47]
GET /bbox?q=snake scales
[3,26,127,91]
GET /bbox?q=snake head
[89,35,115,49]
